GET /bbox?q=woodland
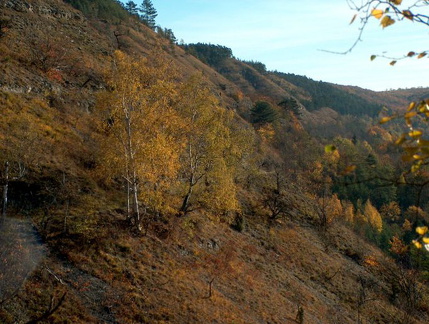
[2,0,429,323]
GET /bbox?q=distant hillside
[182,43,429,118]
[270,72,383,116]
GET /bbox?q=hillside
[2,1,429,324]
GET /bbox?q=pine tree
[125,1,138,15]
[139,0,158,29]
[278,97,301,117]
[250,101,277,126]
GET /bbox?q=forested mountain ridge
[2,0,429,323]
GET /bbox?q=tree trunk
[125,113,141,231]
[2,161,9,221]
[132,171,141,231]
[180,142,197,216]
[63,199,69,234]
[126,177,131,220]
[180,185,192,215]
[207,278,214,299]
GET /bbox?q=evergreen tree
[125,1,138,15]
[250,101,277,125]
[140,0,158,29]
[278,97,301,117]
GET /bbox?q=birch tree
[176,75,241,216]
[97,50,183,230]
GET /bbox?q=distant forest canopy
[274,72,382,117]
[181,43,234,67]
[241,60,267,74]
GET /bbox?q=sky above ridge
[126,0,429,91]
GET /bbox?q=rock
[3,0,31,12]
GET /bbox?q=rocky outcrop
[2,0,84,20]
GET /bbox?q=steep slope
[1,1,429,324]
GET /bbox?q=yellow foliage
[416,226,428,235]
[96,50,184,216]
[364,200,383,232]
[175,74,246,215]
[324,149,340,164]
[326,194,343,224]
[364,255,379,267]
[257,124,275,142]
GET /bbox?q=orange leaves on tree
[390,236,408,255]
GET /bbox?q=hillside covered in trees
[2,0,429,323]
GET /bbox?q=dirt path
[0,217,46,304]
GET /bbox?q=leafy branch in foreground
[331,1,429,60]
[381,100,429,173]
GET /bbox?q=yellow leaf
[423,237,429,244]
[416,226,428,235]
[413,154,424,160]
[413,240,423,249]
[407,102,416,112]
[379,116,392,124]
[381,15,395,28]
[390,0,402,4]
[409,130,422,138]
[411,162,422,173]
[418,52,427,59]
[324,144,336,153]
[404,111,417,118]
[372,9,384,19]
[395,134,406,145]
[419,104,429,113]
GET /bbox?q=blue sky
[127,0,429,91]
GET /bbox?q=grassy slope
[1,0,429,323]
